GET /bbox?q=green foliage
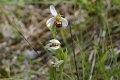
[1,0,120,80]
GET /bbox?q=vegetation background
[0,0,120,80]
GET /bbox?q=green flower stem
[49,25,67,80]
[56,48,64,80]
[56,47,67,80]
[49,66,58,80]
[50,25,57,39]
[60,66,64,80]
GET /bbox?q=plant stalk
[69,26,80,80]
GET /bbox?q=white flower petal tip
[46,17,55,27]
[49,39,60,44]
[44,39,60,51]
[61,17,68,27]
[50,5,58,16]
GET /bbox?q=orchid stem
[50,25,57,39]
[60,67,63,80]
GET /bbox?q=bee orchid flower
[44,39,61,51]
[46,5,68,28]
[49,56,64,68]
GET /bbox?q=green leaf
[98,52,108,67]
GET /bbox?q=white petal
[49,39,60,44]
[44,42,60,51]
[61,17,68,27]
[44,39,61,52]
[50,5,58,16]
[46,17,55,27]
[50,46,60,50]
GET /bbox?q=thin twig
[69,26,80,80]
[0,6,39,55]
[89,50,96,80]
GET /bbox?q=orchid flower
[44,39,60,51]
[46,5,68,28]
[49,56,64,68]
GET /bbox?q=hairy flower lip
[46,5,68,28]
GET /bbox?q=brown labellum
[50,43,60,47]
[55,20,62,28]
